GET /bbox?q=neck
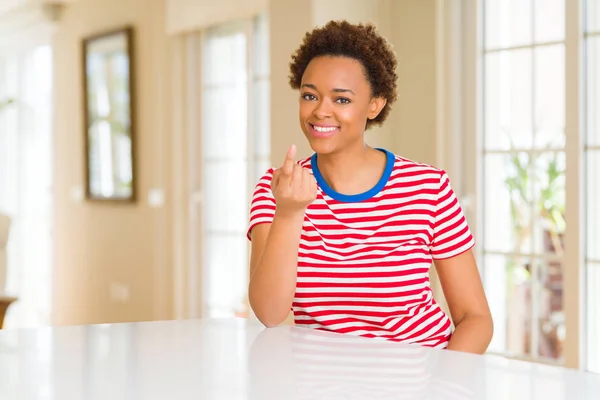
[316,143,385,196]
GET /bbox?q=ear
[367,97,387,120]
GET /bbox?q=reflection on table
[0,318,599,399]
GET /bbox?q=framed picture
[82,26,136,202]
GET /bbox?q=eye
[301,93,317,101]
[335,97,351,104]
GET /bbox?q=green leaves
[0,98,15,111]
[503,143,566,255]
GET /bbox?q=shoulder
[382,152,460,199]
[386,152,447,180]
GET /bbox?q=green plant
[0,98,15,112]
[504,151,532,252]
[501,135,566,356]
[504,149,566,256]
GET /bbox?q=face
[299,56,386,155]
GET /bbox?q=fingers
[272,145,318,201]
[271,168,281,190]
[273,144,296,190]
[309,171,317,191]
[292,164,303,187]
[281,144,296,176]
[306,170,317,193]
[300,167,310,187]
[286,144,297,161]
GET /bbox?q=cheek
[338,105,369,126]
[298,101,313,118]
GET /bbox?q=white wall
[166,0,268,34]
[15,0,454,326]
[166,0,447,165]
[149,0,455,323]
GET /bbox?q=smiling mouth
[309,123,340,137]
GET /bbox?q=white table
[0,318,598,399]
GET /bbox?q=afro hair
[289,20,398,128]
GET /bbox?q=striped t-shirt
[247,148,475,348]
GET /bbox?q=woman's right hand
[271,144,317,216]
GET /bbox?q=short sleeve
[247,168,277,241]
[429,171,475,260]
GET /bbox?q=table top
[1,318,599,399]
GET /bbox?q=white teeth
[313,125,338,132]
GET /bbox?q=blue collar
[310,148,395,203]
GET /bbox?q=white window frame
[169,14,270,320]
[580,0,600,373]
[459,0,589,370]
[0,3,58,329]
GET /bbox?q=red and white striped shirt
[247,149,475,348]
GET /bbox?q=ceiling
[0,0,76,16]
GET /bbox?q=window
[585,0,600,374]
[481,0,567,363]
[200,15,270,318]
[474,0,600,371]
[0,45,53,328]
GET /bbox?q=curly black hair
[289,20,398,129]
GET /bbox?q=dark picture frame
[82,26,136,202]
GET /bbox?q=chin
[306,137,339,155]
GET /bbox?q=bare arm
[435,250,493,354]
[248,145,316,327]
[248,211,304,327]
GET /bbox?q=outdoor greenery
[0,97,14,111]
[503,136,566,358]
[505,150,566,256]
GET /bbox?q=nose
[313,98,333,119]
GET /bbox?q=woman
[247,20,493,354]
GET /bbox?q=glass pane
[534,45,565,149]
[203,29,247,86]
[586,263,600,373]
[534,0,564,43]
[484,254,532,357]
[587,0,600,33]
[485,0,532,49]
[484,153,533,254]
[253,14,270,77]
[203,160,248,233]
[0,58,19,214]
[587,37,600,146]
[587,151,600,261]
[202,85,248,160]
[253,78,270,158]
[532,152,566,256]
[485,49,533,150]
[203,233,249,318]
[536,259,565,360]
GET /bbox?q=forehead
[301,56,369,90]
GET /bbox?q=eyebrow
[301,83,355,95]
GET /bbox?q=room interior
[0,0,598,376]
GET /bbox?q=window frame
[582,0,600,373]
[460,0,586,369]
[170,14,270,320]
[0,46,54,329]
